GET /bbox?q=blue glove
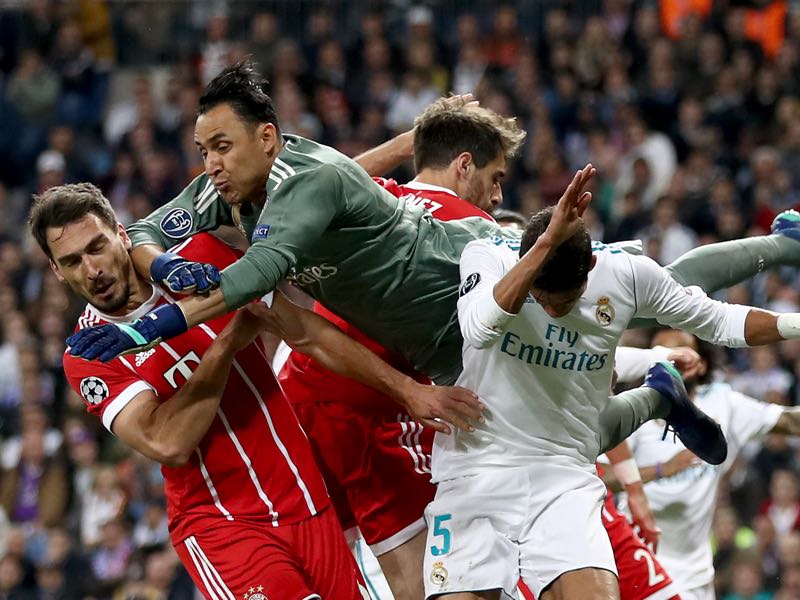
[151,252,220,294]
[67,304,189,362]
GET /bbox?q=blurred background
[2,0,800,598]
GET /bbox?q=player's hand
[66,304,188,362]
[545,163,596,247]
[401,384,485,435]
[626,481,661,552]
[151,252,220,294]
[442,93,477,110]
[665,347,705,380]
[217,305,272,352]
[663,449,701,476]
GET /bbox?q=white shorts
[679,582,715,600]
[423,460,617,598]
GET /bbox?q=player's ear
[118,224,132,251]
[456,152,474,179]
[260,123,279,157]
[589,254,598,271]
[49,258,66,283]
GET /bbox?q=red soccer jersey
[279,178,494,406]
[63,234,329,543]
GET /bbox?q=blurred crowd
[2,0,800,598]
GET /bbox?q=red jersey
[279,178,493,406]
[63,234,329,542]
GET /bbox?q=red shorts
[174,506,367,600]
[603,498,681,600]
[292,400,435,555]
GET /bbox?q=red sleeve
[374,177,403,198]
[168,233,243,270]
[63,352,154,433]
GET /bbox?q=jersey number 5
[430,514,452,556]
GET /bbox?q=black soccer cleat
[644,361,728,465]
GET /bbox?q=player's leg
[423,472,522,599]
[296,505,372,599]
[598,363,726,465]
[630,209,800,328]
[375,530,426,599]
[350,410,437,600]
[519,463,618,600]
[540,569,620,600]
[602,500,681,600]
[173,520,331,600]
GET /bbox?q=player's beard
[90,258,133,314]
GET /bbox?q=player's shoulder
[168,232,240,267]
[463,235,518,266]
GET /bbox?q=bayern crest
[595,296,615,326]
[242,586,267,600]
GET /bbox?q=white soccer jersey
[432,238,751,483]
[623,383,782,591]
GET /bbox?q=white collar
[85,284,163,324]
[403,180,460,198]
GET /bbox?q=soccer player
[32,183,475,600]
[620,329,800,600]
[67,61,799,465]
[431,178,800,600]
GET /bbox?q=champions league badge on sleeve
[595,296,615,326]
[79,376,109,405]
[159,208,194,238]
[459,273,481,297]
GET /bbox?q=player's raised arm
[631,253,800,347]
[248,293,484,434]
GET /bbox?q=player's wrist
[612,457,642,487]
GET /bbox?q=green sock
[598,387,669,454]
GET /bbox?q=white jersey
[432,238,750,483]
[623,383,781,591]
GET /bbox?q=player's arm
[604,441,661,550]
[631,256,800,347]
[614,346,704,384]
[67,166,346,361]
[457,165,595,349]
[126,176,233,293]
[771,408,800,435]
[491,165,595,314]
[600,450,699,492]
[107,309,262,467]
[247,294,484,434]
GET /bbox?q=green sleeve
[126,175,233,249]
[219,163,344,309]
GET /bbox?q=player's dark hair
[519,206,592,292]
[413,99,525,172]
[29,183,118,260]
[198,61,280,132]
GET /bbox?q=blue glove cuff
[138,303,189,341]
[150,252,183,283]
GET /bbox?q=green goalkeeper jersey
[127,134,503,384]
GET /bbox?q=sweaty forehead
[195,105,247,142]
[47,215,108,256]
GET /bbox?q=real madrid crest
[430,561,449,586]
[595,296,615,326]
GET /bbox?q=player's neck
[413,169,459,196]
[104,273,156,319]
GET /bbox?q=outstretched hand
[401,383,485,435]
[545,164,596,247]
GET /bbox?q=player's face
[47,214,134,314]
[464,153,506,213]
[530,283,587,318]
[194,103,276,207]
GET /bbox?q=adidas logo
[135,348,156,367]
